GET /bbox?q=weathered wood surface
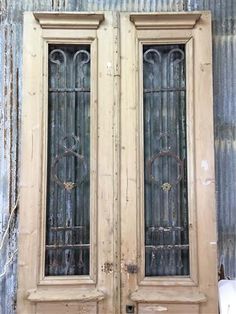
[0,0,236,313]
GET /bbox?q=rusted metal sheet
[0,0,236,313]
[187,0,236,280]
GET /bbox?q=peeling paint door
[18,11,217,314]
[18,11,121,314]
[119,12,218,314]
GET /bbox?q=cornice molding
[34,12,104,29]
[130,12,202,30]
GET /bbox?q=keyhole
[126,304,135,313]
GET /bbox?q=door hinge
[126,264,138,274]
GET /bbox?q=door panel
[120,12,217,314]
[138,303,199,314]
[37,303,97,314]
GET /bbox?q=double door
[18,11,217,314]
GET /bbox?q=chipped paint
[201,160,209,171]
[201,178,215,186]
[106,61,113,75]
[156,306,168,312]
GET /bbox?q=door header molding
[34,12,104,29]
[130,12,203,29]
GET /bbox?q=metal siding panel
[186,0,236,280]
[0,0,236,312]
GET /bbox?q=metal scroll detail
[52,135,87,191]
[146,139,184,192]
[49,48,90,193]
[46,45,91,276]
[143,44,189,276]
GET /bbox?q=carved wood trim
[34,12,104,29]
[130,12,202,29]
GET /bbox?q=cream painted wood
[130,12,201,29]
[28,288,105,302]
[17,11,118,314]
[120,11,217,314]
[36,302,97,314]
[138,303,199,314]
[34,12,104,29]
[112,11,122,314]
[96,11,121,314]
[17,12,43,314]
[120,13,138,314]
[18,11,217,314]
[193,11,218,314]
[130,289,207,303]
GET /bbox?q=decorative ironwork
[146,244,189,250]
[158,132,175,151]
[49,48,67,66]
[51,135,87,191]
[143,44,189,276]
[146,150,184,188]
[45,44,91,276]
[143,47,185,90]
[147,226,184,233]
[161,182,172,191]
[144,48,162,64]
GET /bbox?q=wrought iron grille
[143,44,189,276]
[45,45,90,276]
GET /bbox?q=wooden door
[18,11,217,314]
[18,11,120,314]
[120,12,218,314]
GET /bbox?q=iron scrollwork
[144,47,185,89]
[73,50,90,88]
[146,132,184,191]
[52,135,87,192]
[49,48,67,66]
[49,48,90,193]
[143,44,188,276]
[46,45,91,276]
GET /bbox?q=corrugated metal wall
[0,0,235,312]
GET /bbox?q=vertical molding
[112,11,121,314]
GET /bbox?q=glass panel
[143,44,189,276]
[45,45,90,276]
